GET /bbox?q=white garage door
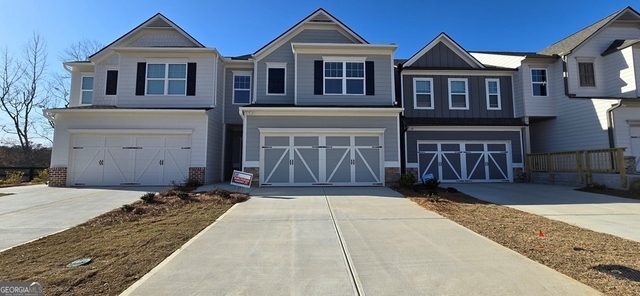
[261,134,383,186]
[71,135,191,186]
[418,141,512,183]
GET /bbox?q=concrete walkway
[122,186,599,296]
[453,183,640,243]
[0,185,161,252]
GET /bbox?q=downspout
[606,101,623,148]
[397,63,407,173]
[561,55,577,98]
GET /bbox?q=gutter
[606,101,623,148]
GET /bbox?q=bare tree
[0,33,47,165]
[59,38,103,62]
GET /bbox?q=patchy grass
[401,187,640,296]
[0,190,249,296]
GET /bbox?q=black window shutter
[314,60,323,95]
[135,62,146,96]
[268,68,285,94]
[366,61,375,96]
[105,70,118,95]
[187,63,197,96]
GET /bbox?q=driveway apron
[123,186,599,296]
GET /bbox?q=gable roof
[538,6,640,56]
[89,13,205,60]
[403,32,484,68]
[253,8,368,58]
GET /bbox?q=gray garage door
[262,135,383,186]
[418,142,511,183]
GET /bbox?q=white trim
[401,69,515,76]
[403,33,485,69]
[252,60,258,103]
[212,54,218,107]
[485,78,502,110]
[291,43,396,55]
[323,60,366,95]
[512,163,524,168]
[144,58,189,63]
[67,128,193,134]
[145,63,187,96]
[408,126,523,131]
[448,78,469,110]
[400,72,405,116]
[80,75,94,105]
[413,77,434,110]
[240,107,402,117]
[406,163,418,168]
[265,62,287,96]
[404,131,409,171]
[321,56,367,62]
[384,161,400,167]
[45,108,207,115]
[530,68,548,97]
[242,114,248,170]
[258,128,385,134]
[391,56,396,106]
[294,53,298,104]
[244,161,259,168]
[232,71,252,105]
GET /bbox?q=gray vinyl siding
[205,108,223,183]
[402,75,514,118]
[245,115,398,162]
[406,131,522,163]
[125,30,198,47]
[224,67,250,124]
[414,42,474,68]
[297,54,393,105]
[255,29,356,104]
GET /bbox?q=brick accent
[625,156,637,175]
[406,168,419,181]
[513,167,525,183]
[244,167,259,186]
[48,167,67,187]
[188,167,205,185]
[385,167,401,187]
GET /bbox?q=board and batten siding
[116,53,215,108]
[406,130,523,163]
[402,75,514,118]
[513,70,524,117]
[224,67,252,124]
[244,115,398,162]
[413,42,474,68]
[296,54,393,105]
[255,29,355,104]
[50,112,208,168]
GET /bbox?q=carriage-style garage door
[261,134,383,186]
[70,135,191,186]
[418,141,512,183]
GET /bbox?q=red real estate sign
[230,170,253,188]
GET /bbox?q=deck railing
[526,148,627,187]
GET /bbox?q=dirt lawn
[0,190,248,296]
[402,187,640,296]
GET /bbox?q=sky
[0,0,637,144]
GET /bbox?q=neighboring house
[471,6,640,172]
[399,33,527,183]
[45,9,402,187]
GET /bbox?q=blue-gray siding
[406,130,523,163]
[256,29,355,104]
[414,42,474,68]
[245,115,398,162]
[402,75,514,118]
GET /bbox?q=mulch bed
[577,187,640,201]
[401,187,640,295]
[0,189,249,296]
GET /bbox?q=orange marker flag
[538,229,545,237]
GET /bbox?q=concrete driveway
[453,183,640,243]
[122,186,598,296]
[0,185,161,251]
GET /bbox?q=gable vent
[147,18,172,28]
[309,13,333,22]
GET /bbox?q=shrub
[587,182,607,190]
[398,173,417,189]
[31,169,49,184]
[209,188,231,199]
[120,204,134,212]
[140,192,156,203]
[424,178,441,190]
[183,178,203,188]
[3,171,24,185]
[176,191,190,200]
[427,193,441,202]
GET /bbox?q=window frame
[578,61,596,87]
[322,57,366,96]
[266,62,287,96]
[145,63,187,96]
[531,68,548,97]
[232,71,252,105]
[413,77,434,110]
[448,78,469,110]
[485,78,501,110]
[80,75,94,105]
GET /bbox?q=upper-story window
[531,69,548,96]
[266,62,286,95]
[413,78,434,109]
[486,79,501,110]
[233,71,252,105]
[324,61,365,95]
[578,62,595,87]
[448,78,468,110]
[81,76,93,105]
[105,70,118,95]
[146,63,186,95]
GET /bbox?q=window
[413,78,434,109]
[81,76,93,104]
[266,63,286,95]
[324,61,365,95]
[486,79,501,110]
[578,62,595,87]
[531,69,548,96]
[105,70,118,95]
[233,72,251,104]
[448,78,468,109]
[146,63,186,95]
